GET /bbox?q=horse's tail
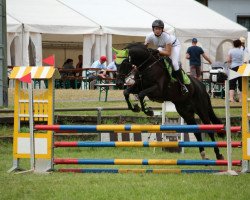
[206,93,226,138]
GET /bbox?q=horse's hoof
[132,104,141,112]
[200,151,209,160]
[216,154,224,160]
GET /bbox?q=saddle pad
[164,58,191,85]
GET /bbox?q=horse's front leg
[124,87,141,113]
[138,85,158,116]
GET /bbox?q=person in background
[88,56,107,88]
[240,37,249,64]
[98,54,117,79]
[227,39,244,102]
[89,55,107,78]
[186,38,212,81]
[62,58,74,69]
[76,55,83,69]
[75,55,83,77]
[90,56,107,69]
[61,58,75,76]
[61,58,75,88]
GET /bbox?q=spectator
[186,38,212,80]
[76,55,83,69]
[88,56,107,79]
[88,56,107,89]
[61,58,75,89]
[227,39,244,102]
[240,37,250,64]
[75,55,83,77]
[90,56,107,69]
[61,58,75,76]
[99,54,117,79]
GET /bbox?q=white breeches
[170,45,181,71]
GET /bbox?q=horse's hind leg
[185,119,208,160]
[207,132,224,160]
[197,111,224,160]
[175,105,207,159]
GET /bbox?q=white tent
[127,0,248,71]
[6,0,247,72]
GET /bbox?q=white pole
[28,82,35,170]
[161,102,166,125]
[224,78,237,175]
[180,117,185,154]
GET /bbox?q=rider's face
[153,27,163,36]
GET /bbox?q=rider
[144,19,188,94]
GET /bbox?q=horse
[114,43,225,160]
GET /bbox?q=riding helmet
[152,19,164,29]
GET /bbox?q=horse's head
[114,43,152,89]
[113,48,132,88]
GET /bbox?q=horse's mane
[124,42,147,50]
[124,42,159,58]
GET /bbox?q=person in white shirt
[90,56,107,69]
[145,19,188,95]
[227,39,244,102]
[98,55,117,79]
[88,56,107,79]
[240,37,249,64]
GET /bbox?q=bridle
[131,49,162,73]
[117,48,162,80]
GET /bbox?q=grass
[0,89,248,200]
[3,88,242,118]
[1,140,250,200]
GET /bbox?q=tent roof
[6,0,173,36]
[7,0,101,34]
[59,0,173,36]
[129,0,247,38]
[7,14,22,32]
[6,0,247,38]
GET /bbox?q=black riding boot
[174,69,188,95]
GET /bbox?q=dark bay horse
[114,43,225,160]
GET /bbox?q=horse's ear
[112,47,119,54]
[114,49,129,65]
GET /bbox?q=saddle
[148,48,190,85]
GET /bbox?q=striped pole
[53,158,241,166]
[54,141,242,148]
[35,124,225,133]
[57,168,231,174]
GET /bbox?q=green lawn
[1,138,250,200]
[1,90,248,200]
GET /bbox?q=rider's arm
[158,43,172,57]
